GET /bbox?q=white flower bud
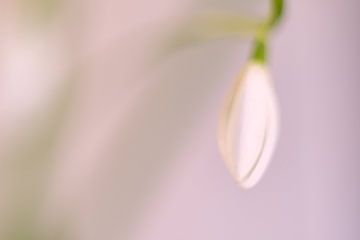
[219,61,279,188]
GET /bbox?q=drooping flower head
[219,61,279,188]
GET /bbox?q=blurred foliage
[5,79,75,240]
[157,0,284,62]
[21,0,62,24]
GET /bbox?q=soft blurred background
[1,0,360,239]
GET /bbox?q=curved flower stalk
[219,61,279,188]
[219,0,284,188]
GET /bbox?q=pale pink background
[1,0,360,239]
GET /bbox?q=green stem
[268,0,285,29]
[252,0,285,63]
[252,39,267,64]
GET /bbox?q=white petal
[219,62,279,188]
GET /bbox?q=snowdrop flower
[219,60,279,189]
[218,0,284,189]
